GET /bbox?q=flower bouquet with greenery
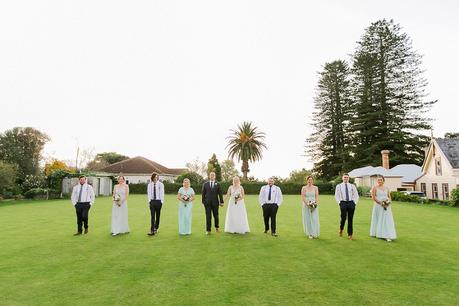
[182,194,191,206]
[233,192,241,204]
[307,200,317,211]
[114,193,122,207]
[381,200,391,211]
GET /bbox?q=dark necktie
[345,183,350,201]
[153,183,157,200]
[210,182,213,189]
[268,186,272,201]
[78,184,84,202]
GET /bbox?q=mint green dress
[370,188,396,240]
[178,187,194,235]
[303,190,320,237]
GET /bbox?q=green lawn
[1,195,458,305]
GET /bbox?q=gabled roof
[349,166,394,178]
[100,156,186,175]
[349,164,422,183]
[436,138,459,169]
[389,164,423,183]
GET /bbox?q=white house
[415,138,459,200]
[349,150,422,192]
[99,156,186,184]
[62,174,113,197]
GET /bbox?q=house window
[432,183,438,199]
[442,184,450,200]
[420,183,426,195]
[435,158,442,176]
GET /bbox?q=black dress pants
[262,203,279,233]
[205,204,219,232]
[75,202,91,233]
[149,200,162,232]
[339,201,356,236]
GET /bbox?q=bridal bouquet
[114,193,122,207]
[307,200,317,211]
[233,192,241,204]
[381,200,391,211]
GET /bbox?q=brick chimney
[381,150,390,169]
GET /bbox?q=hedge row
[128,181,334,195]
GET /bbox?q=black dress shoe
[84,229,88,234]
[271,233,278,237]
[73,232,82,236]
[263,230,268,234]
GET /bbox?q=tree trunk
[241,160,249,180]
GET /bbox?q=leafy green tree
[221,159,240,182]
[207,154,222,181]
[226,122,267,181]
[96,152,129,164]
[0,161,18,195]
[86,152,129,170]
[285,169,313,184]
[175,171,204,188]
[0,127,50,180]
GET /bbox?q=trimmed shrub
[357,186,372,197]
[24,188,48,199]
[21,174,47,193]
[449,188,459,207]
[128,181,333,195]
[391,191,426,203]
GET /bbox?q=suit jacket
[202,181,224,206]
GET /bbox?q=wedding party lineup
[2,1,458,304]
[71,172,397,242]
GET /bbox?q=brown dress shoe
[348,235,353,240]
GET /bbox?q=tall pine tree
[307,60,353,180]
[350,19,435,168]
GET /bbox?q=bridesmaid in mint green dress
[370,176,397,242]
[301,176,320,239]
[177,178,195,235]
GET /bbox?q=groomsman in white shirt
[147,173,165,236]
[71,175,95,235]
[335,173,359,240]
[258,177,283,237]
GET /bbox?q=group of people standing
[70,172,397,242]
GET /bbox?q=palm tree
[226,121,267,180]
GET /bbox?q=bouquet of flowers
[233,192,241,204]
[307,200,317,211]
[114,193,122,207]
[182,194,191,206]
[381,200,391,211]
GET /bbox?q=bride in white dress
[224,176,250,234]
[111,176,130,236]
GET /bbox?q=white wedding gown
[224,186,250,234]
[111,185,130,235]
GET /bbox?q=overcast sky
[1,0,458,179]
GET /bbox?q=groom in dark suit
[202,172,224,235]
